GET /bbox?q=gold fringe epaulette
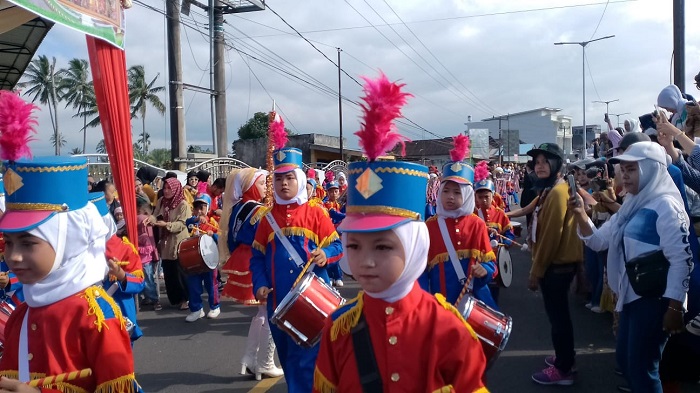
[266,227,321,247]
[95,373,141,393]
[313,367,336,393]
[252,240,266,255]
[82,285,125,332]
[250,206,271,225]
[426,215,438,223]
[0,371,89,393]
[130,269,144,279]
[432,385,455,393]
[434,293,479,341]
[319,231,340,249]
[121,237,138,256]
[473,387,490,393]
[330,292,364,341]
[429,249,494,269]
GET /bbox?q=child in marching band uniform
[314,74,487,393]
[421,136,498,310]
[0,175,24,307]
[323,181,346,287]
[250,121,343,392]
[183,194,221,322]
[89,192,146,344]
[219,168,284,380]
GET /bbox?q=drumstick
[28,368,92,388]
[292,258,315,288]
[495,233,523,248]
[454,257,477,307]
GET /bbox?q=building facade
[232,134,362,168]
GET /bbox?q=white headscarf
[233,169,267,202]
[340,220,429,303]
[658,84,688,115]
[102,212,118,239]
[315,169,325,185]
[624,118,640,133]
[338,172,346,180]
[274,168,308,206]
[24,203,109,307]
[0,194,5,213]
[435,181,475,219]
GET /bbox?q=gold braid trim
[15,163,88,173]
[6,202,66,211]
[95,373,141,393]
[428,250,491,269]
[121,237,138,256]
[82,285,125,332]
[373,167,428,178]
[432,385,455,393]
[473,387,490,393]
[434,294,479,341]
[266,227,319,247]
[313,367,337,393]
[43,382,89,393]
[330,292,364,341]
[318,231,340,249]
[252,241,266,255]
[0,371,46,380]
[129,270,144,279]
[250,207,271,225]
[346,205,420,220]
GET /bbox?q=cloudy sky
[22,0,700,157]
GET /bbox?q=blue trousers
[327,262,343,281]
[268,317,319,393]
[617,297,669,393]
[141,262,159,302]
[187,269,220,312]
[584,246,605,306]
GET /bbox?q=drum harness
[265,213,312,273]
[437,217,472,293]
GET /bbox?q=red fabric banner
[86,36,137,248]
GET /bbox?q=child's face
[254,175,267,198]
[306,183,314,199]
[188,176,198,187]
[440,181,463,211]
[193,203,208,216]
[115,212,124,222]
[105,184,116,201]
[339,177,346,186]
[274,172,298,201]
[4,232,56,284]
[345,230,405,293]
[475,190,493,210]
[327,188,339,201]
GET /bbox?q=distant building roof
[481,107,562,121]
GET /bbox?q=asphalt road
[131,218,692,392]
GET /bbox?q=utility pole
[593,99,619,115]
[167,0,187,170]
[673,0,685,92]
[337,48,343,161]
[214,1,227,157]
[610,112,630,128]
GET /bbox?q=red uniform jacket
[313,284,488,393]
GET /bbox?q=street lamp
[610,112,631,127]
[593,99,619,115]
[555,35,615,156]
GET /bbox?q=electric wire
[589,0,610,41]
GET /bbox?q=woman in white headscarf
[658,84,690,130]
[420,177,498,309]
[571,141,692,393]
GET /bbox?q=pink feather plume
[269,112,287,150]
[0,91,37,161]
[355,72,413,161]
[449,134,470,162]
[474,161,489,183]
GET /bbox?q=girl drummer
[250,146,343,393]
[313,74,487,393]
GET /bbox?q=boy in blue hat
[183,193,221,322]
[313,75,486,393]
[250,146,343,392]
[0,156,142,392]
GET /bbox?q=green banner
[8,0,124,48]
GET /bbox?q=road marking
[248,376,283,393]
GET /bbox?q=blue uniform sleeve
[116,273,146,295]
[328,208,346,224]
[251,246,271,295]
[473,260,495,288]
[321,237,344,265]
[185,216,198,228]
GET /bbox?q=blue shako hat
[474,179,495,193]
[0,156,89,232]
[338,161,429,233]
[441,161,474,185]
[88,192,109,216]
[273,147,303,174]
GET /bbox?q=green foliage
[237,112,292,140]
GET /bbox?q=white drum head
[497,247,513,287]
[198,235,219,269]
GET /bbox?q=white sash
[265,212,309,270]
[18,310,29,382]
[437,217,470,288]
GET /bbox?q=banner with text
[9,0,124,48]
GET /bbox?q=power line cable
[585,52,602,101]
[589,0,610,41]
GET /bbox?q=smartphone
[567,174,579,206]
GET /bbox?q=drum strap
[18,310,29,382]
[265,212,307,269]
[231,201,259,241]
[351,314,383,393]
[437,217,470,288]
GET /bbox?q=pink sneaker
[544,355,578,373]
[532,365,575,386]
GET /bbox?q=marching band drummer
[250,144,343,393]
[420,135,498,310]
[89,192,145,344]
[313,74,487,393]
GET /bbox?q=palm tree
[128,65,165,155]
[50,133,67,152]
[60,59,93,154]
[70,147,83,155]
[96,139,106,154]
[18,55,63,155]
[148,148,171,168]
[134,132,151,153]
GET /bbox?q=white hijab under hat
[340,220,429,303]
[435,181,475,219]
[24,202,109,307]
[274,168,308,206]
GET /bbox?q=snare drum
[178,235,219,275]
[0,300,15,357]
[456,295,512,367]
[496,246,513,288]
[511,222,522,237]
[271,272,345,348]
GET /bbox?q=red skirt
[221,245,257,305]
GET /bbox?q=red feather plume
[449,134,470,162]
[269,112,287,150]
[474,161,489,183]
[0,91,37,161]
[355,72,412,161]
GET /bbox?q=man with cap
[250,145,343,392]
[527,143,582,386]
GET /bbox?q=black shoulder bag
[351,314,384,393]
[622,242,670,298]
